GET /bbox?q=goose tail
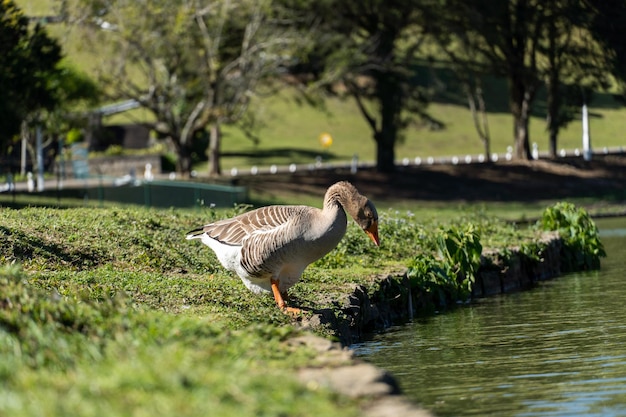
[185,228,206,240]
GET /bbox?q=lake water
[354,217,626,417]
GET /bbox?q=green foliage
[378,211,433,261]
[308,208,543,311]
[0,0,63,143]
[407,225,483,308]
[64,0,310,174]
[295,0,435,171]
[436,224,482,293]
[103,144,125,156]
[65,127,83,144]
[518,241,544,263]
[407,254,458,308]
[538,202,606,271]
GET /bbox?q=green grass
[204,93,626,172]
[1,182,622,229]
[0,206,362,417]
[1,266,355,417]
[0,200,601,416]
[0,204,541,318]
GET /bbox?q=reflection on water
[354,218,626,417]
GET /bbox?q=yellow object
[319,133,333,148]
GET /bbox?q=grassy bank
[0,205,520,414]
[0,206,359,417]
[0,198,604,415]
[1,265,359,417]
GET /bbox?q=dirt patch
[238,153,626,205]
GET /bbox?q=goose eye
[365,201,378,219]
[361,217,374,230]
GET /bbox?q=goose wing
[187,205,308,246]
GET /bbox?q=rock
[289,333,434,417]
[363,397,434,417]
[298,363,400,398]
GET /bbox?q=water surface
[354,218,626,416]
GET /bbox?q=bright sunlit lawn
[0,201,552,416]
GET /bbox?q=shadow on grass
[240,154,626,206]
[0,225,102,267]
[413,63,625,118]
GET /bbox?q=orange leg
[270,279,301,315]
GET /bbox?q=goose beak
[365,221,380,246]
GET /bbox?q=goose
[186,181,379,313]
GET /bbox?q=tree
[0,0,63,158]
[586,0,626,100]
[464,76,492,161]
[65,0,308,175]
[429,0,547,160]
[19,65,100,176]
[429,0,610,160]
[293,0,433,173]
[541,0,608,158]
[425,38,495,162]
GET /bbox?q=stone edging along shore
[290,334,435,417]
[300,230,562,346]
[287,232,564,417]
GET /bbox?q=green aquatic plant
[407,225,483,308]
[538,202,606,271]
[436,224,483,294]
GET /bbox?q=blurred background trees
[61,0,310,175]
[1,0,98,175]
[1,0,62,157]
[4,0,626,175]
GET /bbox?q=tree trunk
[513,115,530,160]
[207,122,221,177]
[375,132,396,173]
[173,139,193,175]
[178,149,193,175]
[374,71,401,173]
[509,79,534,160]
[466,84,492,162]
[483,137,491,162]
[546,76,560,158]
[545,9,560,160]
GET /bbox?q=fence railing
[3,146,624,208]
[222,146,626,177]
[2,177,247,209]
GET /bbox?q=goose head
[326,181,380,246]
[355,199,379,246]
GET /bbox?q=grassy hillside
[17,0,626,170]
[214,91,625,172]
[16,0,626,173]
